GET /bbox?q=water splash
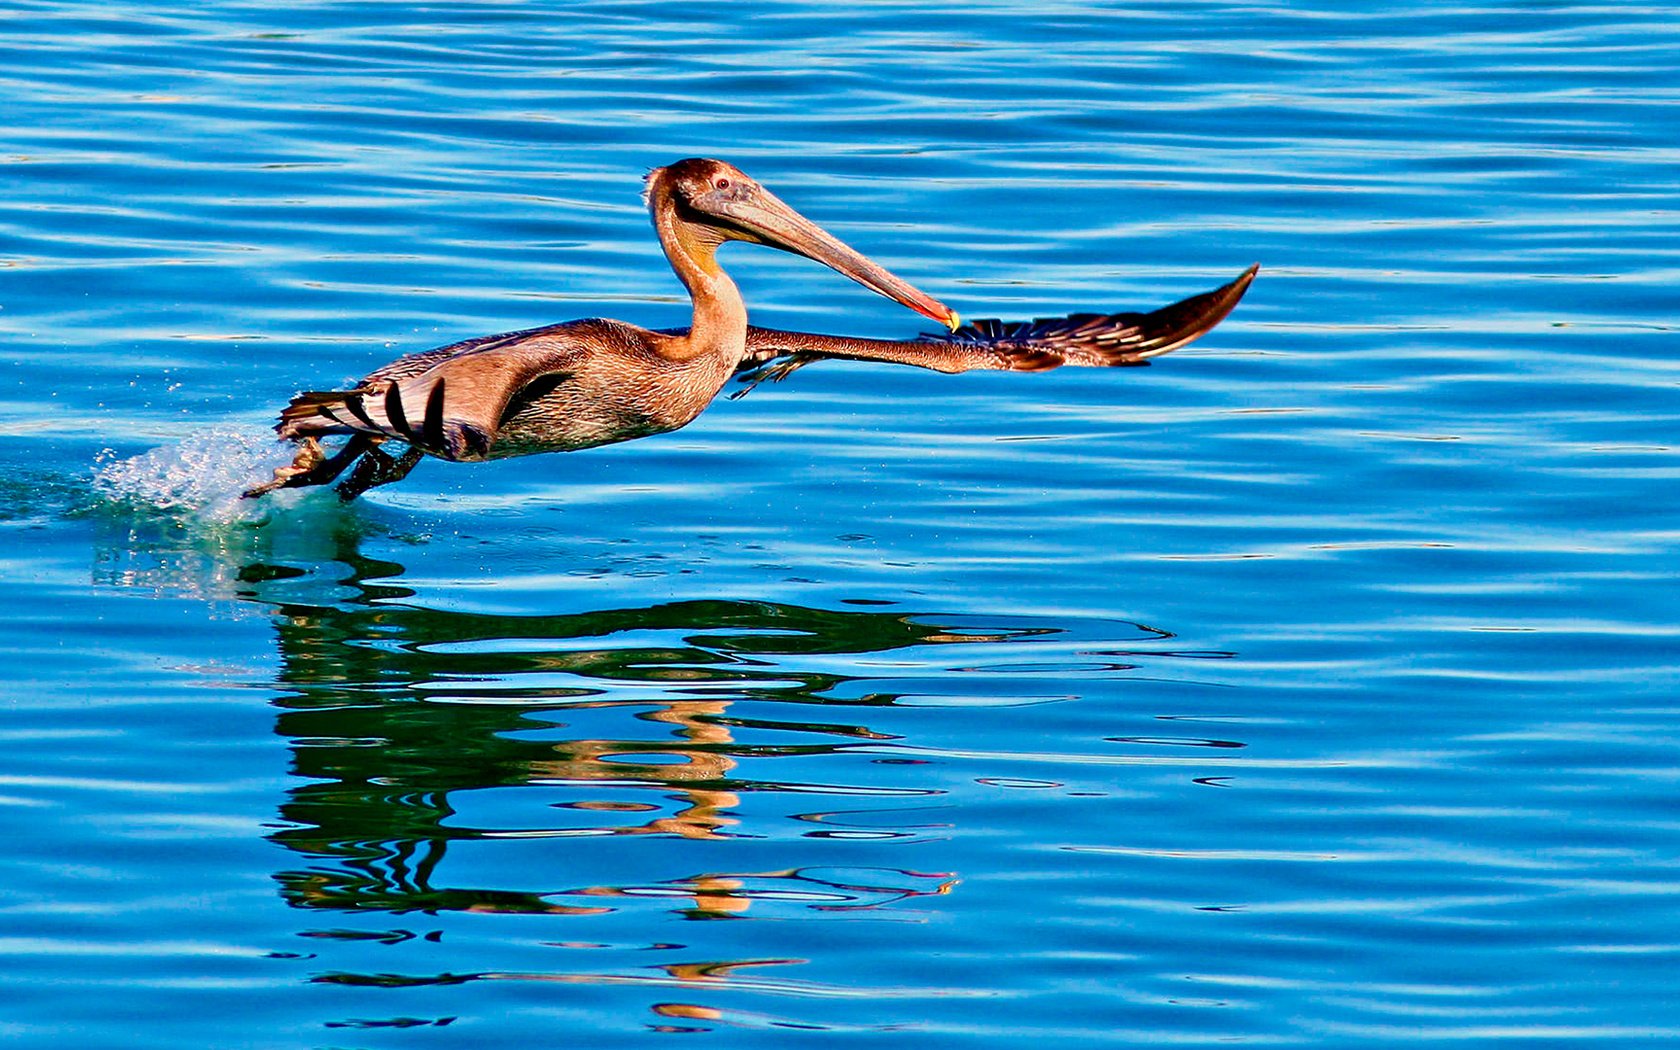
[89,425,382,602]
[93,424,301,523]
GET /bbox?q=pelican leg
[335,443,424,502]
[729,352,818,399]
[243,435,373,499]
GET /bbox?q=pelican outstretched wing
[735,265,1257,391]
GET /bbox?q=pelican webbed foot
[730,352,818,400]
[334,443,424,502]
[243,436,375,499]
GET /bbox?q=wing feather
[273,320,625,460]
[735,265,1257,387]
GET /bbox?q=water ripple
[7,1,1680,1046]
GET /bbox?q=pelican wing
[275,322,604,460]
[735,265,1257,388]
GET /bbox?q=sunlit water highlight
[5,2,1680,1048]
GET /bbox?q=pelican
[245,158,1256,501]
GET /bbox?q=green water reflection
[204,522,1055,921]
[88,508,1210,1031]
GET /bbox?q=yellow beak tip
[945,311,962,332]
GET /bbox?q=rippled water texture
[5,2,1680,1046]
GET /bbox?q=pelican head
[646,158,960,331]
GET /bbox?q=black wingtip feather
[384,382,411,439]
[422,377,447,451]
[342,392,377,430]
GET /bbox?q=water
[5,1,1680,1045]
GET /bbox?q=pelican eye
[713,176,731,190]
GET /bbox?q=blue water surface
[4,1,1679,1046]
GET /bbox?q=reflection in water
[255,531,1037,917]
[91,507,1226,1031]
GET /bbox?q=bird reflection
[90,509,1218,1031]
[235,522,1047,919]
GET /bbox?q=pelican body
[246,158,1255,500]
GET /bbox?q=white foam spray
[93,424,303,524]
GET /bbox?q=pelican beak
[709,187,960,330]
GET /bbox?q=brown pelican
[245,158,1256,501]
